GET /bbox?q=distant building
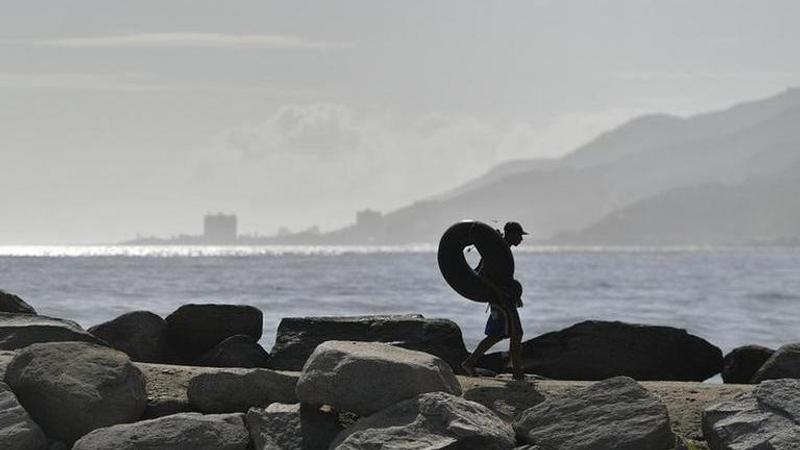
[203,213,237,243]
[355,208,384,241]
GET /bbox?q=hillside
[554,162,800,245]
[325,88,800,245]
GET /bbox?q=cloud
[0,72,171,91]
[32,32,349,49]
[228,104,361,159]
[0,72,314,97]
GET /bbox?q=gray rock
[0,290,37,314]
[751,343,800,383]
[514,376,674,450]
[330,391,515,450]
[0,312,105,350]
[478,320,723,381]
[188,368,298,413]
[134,362,206,418]
[88,311,166,363]
[165,304,263,363]
[295,341,462,416]
[0,382,47,450]
[5,341,147,444]
[269,314,469,372]
[246,403,342,450]
[196,334,271,368]
[722,345,775,384]
[0,350,16,380]
[72,412,250,450]
[463,382,546,421]
[703,378,800,450]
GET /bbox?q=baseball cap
[504,221,529,235]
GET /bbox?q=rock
[479,320,722,381]
[188,368,298,413]
[269,314,469,372]
[88,311,166,363]
[514,376,674,450]
[0,350,16,380]
[721,345,775,384]
[72,412,250,450]
[751,343,800,383]
[164,304,263,363]
[196,334,271,368]
[246,403,342,450]
[296,341,462,416]
[703,378,800,449]
[0,290,37,314]
[462,381,546,421]
[5,341,147,444]
[0,312,105,350]
[0,382,47,450]
[135,362,213,419]
[330,391,515,450]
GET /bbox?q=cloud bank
[33,32,348,49]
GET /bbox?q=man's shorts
[484,301,522,338]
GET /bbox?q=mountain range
[326,88,800,245]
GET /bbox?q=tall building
[203,213,237,243]
[355,208,384,241]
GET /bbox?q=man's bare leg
[509,327,524,380]
[461,335,503,376]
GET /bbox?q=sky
[1,0,799,244]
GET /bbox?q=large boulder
[0,312,105,350]
[246,403,342,450]
[0,382,47,450]
[330,391,515,450]
[722,345,775,384]
[88,311,166,363]
[5,341,147,444]
[514,376,674,450]
[479,320,722,381]
[164,304,263,363]
[0,290,36,314]
[751,343,800,383]
[269,314,469,372]
[196,334,271,368]
[296,341,461,416]
[703,378,800,449]
[72,412,250,450]
[187,368,298,413]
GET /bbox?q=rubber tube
[437,221,516,302]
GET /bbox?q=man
[461,221,527,380]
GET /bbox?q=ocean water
[1,245,799,354]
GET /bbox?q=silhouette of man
[461,221,527,380]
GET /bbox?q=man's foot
[512,371,525,381]
[461,359,478,377]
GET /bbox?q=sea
[1,245,799,354]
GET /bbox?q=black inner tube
[437,221,516,303]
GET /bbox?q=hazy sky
[2,0,799,243]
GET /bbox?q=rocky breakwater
[4,289,800,448]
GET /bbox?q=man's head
[503,221,528,246]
